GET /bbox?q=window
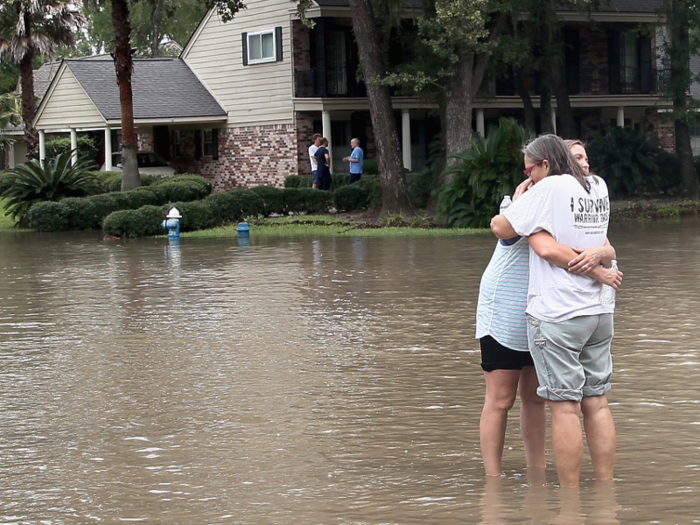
[242,27,282,65]
[202,129,214,157]
[608,29,652,94]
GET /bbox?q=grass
[0,198,17,231]
[183,214,484,238]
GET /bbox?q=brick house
[28,0,681,191]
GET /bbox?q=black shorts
[480,335,534,372]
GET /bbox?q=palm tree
[0,92,21,149]
[0,1,84,158]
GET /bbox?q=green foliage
[437,118,534,228]
[45,137,98,163]
[75,0,245,57]
[0,153,99,224]
[301,188,333,213]
[363,159,379,175]
[249,185,286,216]
[586,128,681,198]
[102,205,166,238]
[333,184,370,212]
[283,175,307,188]
[357,175,383,208]
[27,177,211,231]
[406,171,433,209]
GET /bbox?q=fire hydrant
[162,207,182,239]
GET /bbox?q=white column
[476,108,485,137]
[551,108,557,135]
[617,106,625,128]
[39,130,46,167]
[322,110,332,173]
[104,126,112,171]
[9,143,16,169]
[401,109,412,172]
[70,128,78,166]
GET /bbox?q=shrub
[1,153,100,225]
[250,186,285,216]
[363,159,379,175]
[333,184,370,211]
[25,201,71,232]
[357,174,383,209]
[168,200,218,231]
[406,171,433,209]
[27,178,211,231]
[437,117,534,228]
[298,188,332,213]
[282,187,306,213]
[102,205,165,238]
[587,128,681,197]
[45,136,98,163]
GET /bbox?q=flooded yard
[0,218,699,524]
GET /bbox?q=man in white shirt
[309,134,322,189]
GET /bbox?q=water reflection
[0,218,698,523]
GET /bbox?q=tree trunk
[444,52,475,175]
[669,2,700,198]
[674,118,699,198]
[349,0,413,217]
[112,0,141,191]
[150,0,165,58]
[551,64,576,138]
[514,67,536,132]
[539,80,554,134]
[20,10,37,159]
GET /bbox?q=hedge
[333,184,370,211]
[28,176,212,231]
[102,186,339,237]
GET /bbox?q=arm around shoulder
[491,215,518,239]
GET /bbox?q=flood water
[0,217,699,524]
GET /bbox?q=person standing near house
[309,133,322,189]
[343,138,364,184]
[314,137,332,190]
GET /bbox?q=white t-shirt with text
[503,174,613,322]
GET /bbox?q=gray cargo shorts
[526,313,614,402]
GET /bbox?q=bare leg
[548,400,583,488]
[518,366,547,469]
[480,369,520,476]
[581,394,616,480]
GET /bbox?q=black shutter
[242,32,248,65]
[638,35,652,93]
[194,129,202,160]
[153,125,170,161]
[275,26,283,61]
[212,129,219,160]
[608,29,621,95]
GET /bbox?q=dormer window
[242,27,283,65]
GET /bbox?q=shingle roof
[64,58,226,120]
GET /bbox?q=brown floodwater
[0,217,699,524]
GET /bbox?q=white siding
[183,0,293,127]
[36,68,105,130]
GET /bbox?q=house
[30,0,680,191]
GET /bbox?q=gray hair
[523,134,591,192]
[351,138,360,146]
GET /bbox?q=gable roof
[63,58,226,121]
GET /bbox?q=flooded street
[0,218,699,524]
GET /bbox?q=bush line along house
[4,0,688,190]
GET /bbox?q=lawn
[183,214,485,238]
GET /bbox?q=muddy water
[0,218,698,524]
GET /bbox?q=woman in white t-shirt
[491,134,622,488]
[476,139,616,477]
